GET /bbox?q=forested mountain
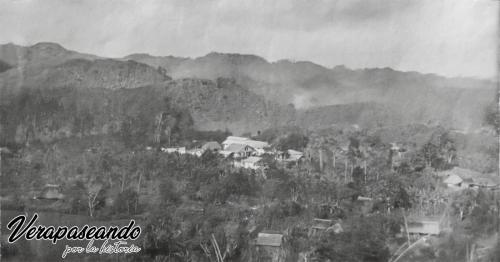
[0,42,496,146]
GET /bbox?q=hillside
[0,42,99,67]
[126,50,497,131]
[0,42,496,146]
[126,52,496,104]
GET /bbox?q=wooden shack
[406,216,443,235]
[255,232,286,262]
[36,184,64,201]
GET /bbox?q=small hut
[37,184,64,200]
[309,218,343,237]
[255,232,286,262]
[406,216,443,235]
[202,141,222,152]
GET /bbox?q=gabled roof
[38,186,64,200]
[224,143,254,153]
[202,141,221,151]
[443,174,463,185]
[222,136,250,144]
[244,140,269,149]
[256,233,283,247]
[222,137,269,149]
[287,149,303,155]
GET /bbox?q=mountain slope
[127,51,497,131]
[0,42,99,68]
[0,42,496,145]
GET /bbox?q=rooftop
[256,233,283,247]
[224,143,253,153]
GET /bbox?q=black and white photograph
[0,0,499,261]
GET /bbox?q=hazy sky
[0,0,498,78]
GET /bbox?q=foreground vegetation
[1,122,499,261]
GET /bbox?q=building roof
[407,216,442,235]
[244,140,269,149]
[256,233,283,247]
[202,141,221,151]
[357,196,373,201]
[438,167,481,179]
[224,143,254,153]
[287,149,303,155]
[312,218,333,229]
[161,147,186,153]
[38,186,64,200]
[222,136,250,145]
[287,150,304,161]
[222,137,269,149]
[443,174,463,185]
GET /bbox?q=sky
[0,0,498,78]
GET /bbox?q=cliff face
[165,78,296,135]
[0,59,294,145]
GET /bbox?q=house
[285,149,304,162]
[309,218,343,237]
[222,136,251,148]
[443,174,467,189]
[235,156,263,170]
[275,149,304,163]
[220,143,256,158]
[244,140,270,155]
[406,216,443,235]
[201,141,222,152]
[37,184,64,200]
[256,232,283,247]
[161,147,186,154]
[439,167,497,190]
[255,232,286,262]
[222,136,269,155]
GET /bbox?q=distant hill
[125,52,496,107]
[0,42,99,68]
[126,50,497,131]
[0,42,496,145]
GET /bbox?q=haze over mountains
[0,42,496,145]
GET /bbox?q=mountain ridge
[0,42,496,144]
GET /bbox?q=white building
[220,143,256,158]
[234,156,263,170]
[222,136,269,155]
[161,147,186,154]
